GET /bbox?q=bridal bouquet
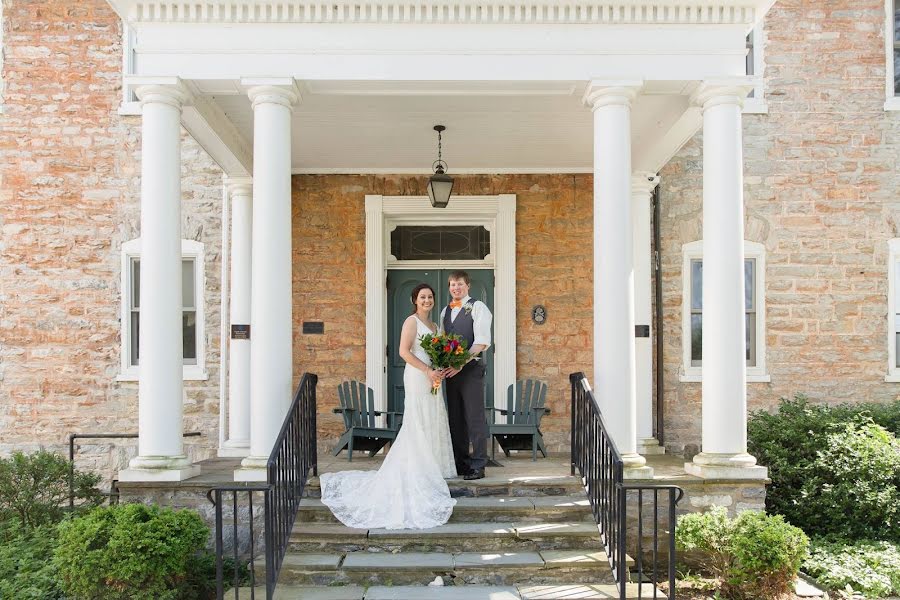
[419,332,473,394]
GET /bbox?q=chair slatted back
[337,380,377,428]
[506,379,548,425]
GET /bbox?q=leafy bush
[676,506,809,600]
[0,449,103,529]
[0,523,64,600]
[748,396,900,540]
[55,503,209,600]
[804,539,900,598]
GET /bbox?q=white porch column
[220,178,253,457]
[584,81,652,479]
[685,80,766,480]
[632,172,665,456]
[120,78,199,482]
[236,80,300,481]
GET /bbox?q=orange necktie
[449,300,463,309]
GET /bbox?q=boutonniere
[463,302,474,315]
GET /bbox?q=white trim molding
[118,237,208,381]
[742,26,768,114]
[887,239,900,381]
[365,194,517,413]
[115,1,768,26]
[680,239,769,383]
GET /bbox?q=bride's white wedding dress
[320,316,457,529]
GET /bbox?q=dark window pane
[895,48,900,95]
[131,258,140,309]
[895,3,900,43]
[691,314,702,364]
[183,312,197,363]
[182,259,195,308]
[746,313,757,366]
[896,332,900,368]
[691,260,703,310]
[130,312,139,366]
[745,259,755,310]
[390,225,490,261]
[745,32,754,76]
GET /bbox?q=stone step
[297,496,593,524]
[290,521,603,553]
[304,474,585,499]
[272,549,620,586]
[233,582,665,600]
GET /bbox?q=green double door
[386,269,494,415]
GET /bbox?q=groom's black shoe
[463,469,485,481]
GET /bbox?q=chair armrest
[370,410,404,417]
[332,407,358,414]
[534,407,550,415]
[490,408,509,415]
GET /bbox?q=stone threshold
[234,583,665,599]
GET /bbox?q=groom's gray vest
[443,300,476,351]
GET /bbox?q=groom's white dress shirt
[440,295,493,349]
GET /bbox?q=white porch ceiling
[201,80,697,174]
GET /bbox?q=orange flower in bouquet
[419,332,473,394]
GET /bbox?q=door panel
[386,269,494,415]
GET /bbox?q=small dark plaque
[302,321,325,335]
[231,324,250,340]
[635,325,650,338]
[531,305,547,325]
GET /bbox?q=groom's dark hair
[410,283,436,314]
[448,270,470,285]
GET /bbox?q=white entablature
[113,1,769,26]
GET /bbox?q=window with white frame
[743,27,768,114]
[118,238,207,381]
[886,0,900,110]
[681,240,769,382]
[887,239,900,380]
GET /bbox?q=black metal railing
[570,372,683,600]
[68,431,202,512]
[207,373,318,600]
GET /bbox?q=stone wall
[0,0,224,478]
[658,0,900,453]
[291,174,593,452]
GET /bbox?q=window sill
[884,374,900,383]
[679,371,771,383]
[884,97,900,111]
[742,98,769,114]
[116,367,209,382]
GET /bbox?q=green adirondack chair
[486,378,551,461]
[331,380,404,461]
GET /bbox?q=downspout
[652,180,664,446]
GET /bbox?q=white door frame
[365,194,516,412]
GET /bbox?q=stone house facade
[0,0,898,483]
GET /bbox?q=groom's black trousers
[446,361,489,473]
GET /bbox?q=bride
[319,283,457,529]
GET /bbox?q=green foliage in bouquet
[419,332,472,370]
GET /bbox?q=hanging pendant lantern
[427,125,454,208]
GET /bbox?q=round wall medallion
[531,305,547,325]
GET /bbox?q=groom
[441,271,493,481]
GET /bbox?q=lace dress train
[320,317,457,529]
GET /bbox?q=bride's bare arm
[398,316,442,383]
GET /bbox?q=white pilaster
[220,178,253,458]
[632,172,665,456]
[584,81,652,479]
[120,78,199,482]
[236,80,300,481]
[685,79,767,480]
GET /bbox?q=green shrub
[676,506,809,600]
[55,503,209,600]
[0,523,64,600]
[0,449,103,530]
[804,539,900,598]
[748,396,900,541]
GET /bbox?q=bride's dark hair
[410,283,436,315]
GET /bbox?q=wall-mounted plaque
[531,305,547,325]
[231,324,250,340]
[635,325,650,338]
[302,321,325,335]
